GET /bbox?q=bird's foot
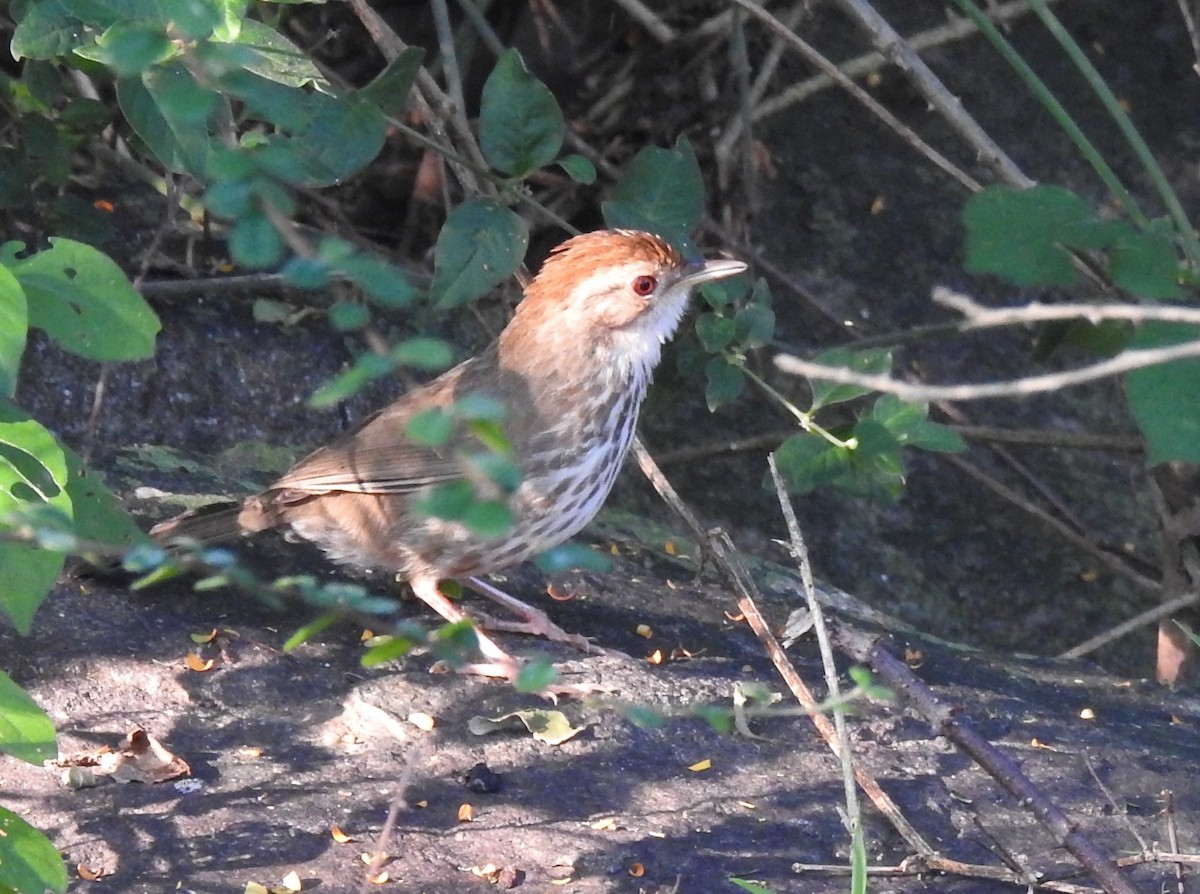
[465,577,626,658]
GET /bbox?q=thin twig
[748,0,1050,127]
[776,338,1200,403]
[608,0,677,43]
[827,0,1033,188]
[728,0,983,193]
[1177,0,1200,77]
[1057,591,1197,660]
[768,454,861,838]
[629,438,939,860]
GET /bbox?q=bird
[151,229,748,692]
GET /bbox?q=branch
[776,290,1200,402]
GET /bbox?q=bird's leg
[409,578,609,699]
[409,577,521,678]
[465,576,611,657]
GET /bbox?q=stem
[947,0,1149,226]
[1025,0,1200,268]
[738,360,857,449]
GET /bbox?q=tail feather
[150,501,246,546]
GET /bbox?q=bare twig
[751,0,1057,124]
[834,626,1143,894]
[728,0,983,192]
[1178,0,1200,77]
[828,0,1034,188]
[629,438,939,860]
[608,0,677,43]
[1057,591,1198,660]
[777,336,1200,402]
[767,454,861,837]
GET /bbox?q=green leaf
[117,66,217,177]
[462,499,513,537]
[77,21,175,76]
[360,46,425,119]
[231,19,330,90]
[733,301,775,349]
[1110,222,1183,299]
[556,153,596,184]
[328,301,369,332]
[282,612,340,651]
[0,265,28,397]
[389,337,453,371]
[963,185,1130,286]
[0,805,68,894]
[1126,322,1200,463]
[11,0,94,58]
[964,185,1084,285]
[479,49,565,177]
[704,356,745,411]
[2,238,159,361]
[602,139,704,251]
[695,312,736,353]
[773,434,852,496]
[534,542,611,574]
[414,480,475,521]
[406,408,454,446]
[512,660,558,695]
[64,458,146,550]
[0,671,56,764]
[730,879,775,894]
[229,75,386,187]
[280,255,330,289]
[429,199,529,308]
[807,347,892,410]
[229,211,284,268]
[0,404,72,633]
[335,253,418,309]
[308,351,392,407]
[361,633,419,667]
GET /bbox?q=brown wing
[270,357,476,495]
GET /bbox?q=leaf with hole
[0,404,72,634]
[2,238,159,361]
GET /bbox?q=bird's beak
[677,258,749,289]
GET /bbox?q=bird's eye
[631,275,657,297]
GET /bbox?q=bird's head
[507,230,747,383]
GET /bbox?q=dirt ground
[4,1,1200,892]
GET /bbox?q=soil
[4,2,1200,893]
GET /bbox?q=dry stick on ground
[629,440,937,860]
[636,442,1123,891]
[833,624,1144,894]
